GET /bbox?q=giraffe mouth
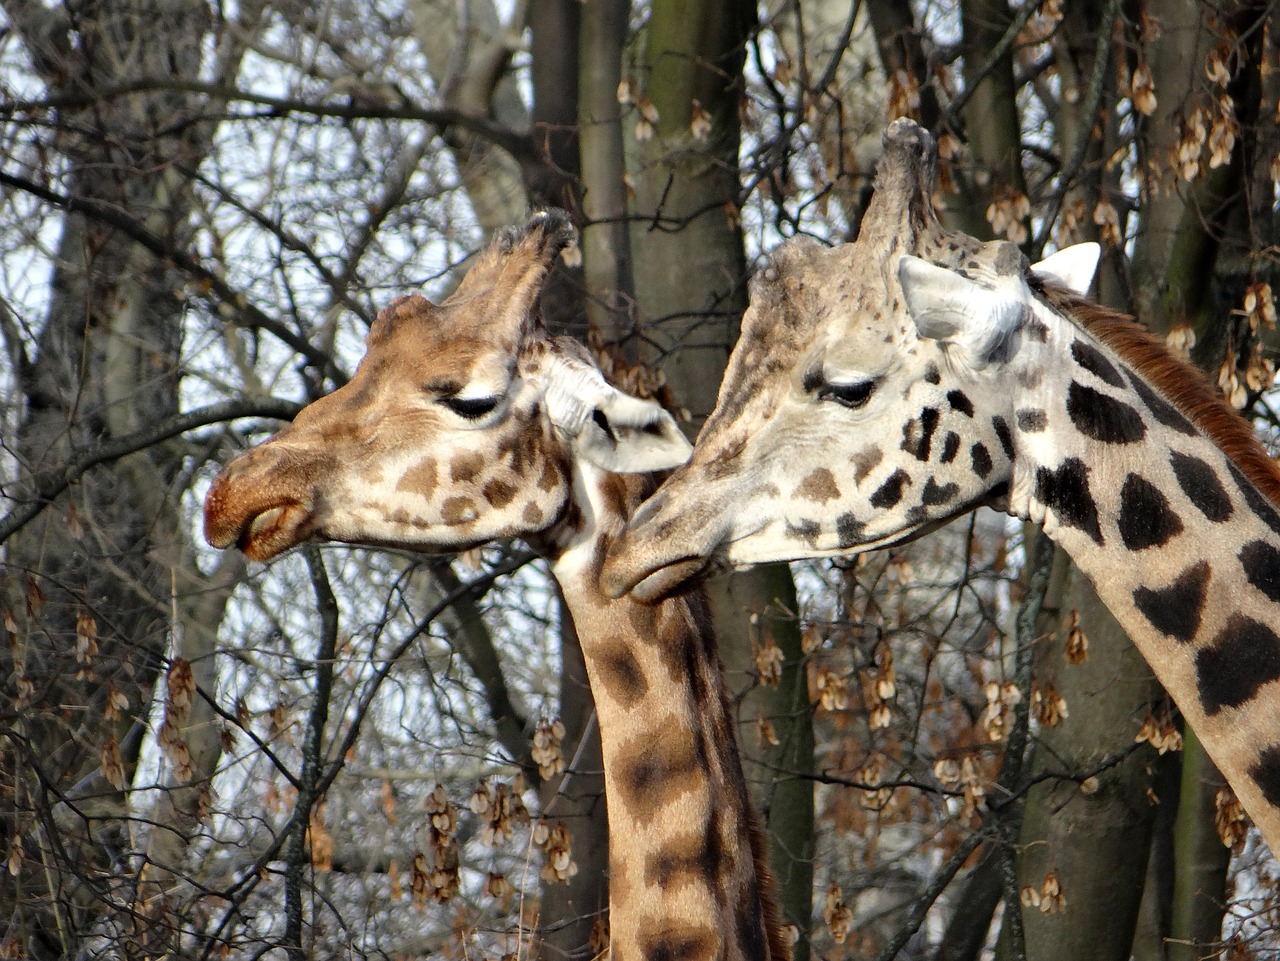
[627,557,705,602]
[234,503,311,560]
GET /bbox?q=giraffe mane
[1038,280,1280,509]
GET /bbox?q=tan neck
[547,474,784,961]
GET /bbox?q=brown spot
[615,724,702,824]
[441,496,476,525]
[639,921,720,961]
[593,640,649,710]
[450,452,486,483]
[537,458,561,492]
[795,467,840,503]
[644,821,719,888]
[852,446,883,485]
[396,457,437,499]
[522,502,544,526]
[483,477,517,508]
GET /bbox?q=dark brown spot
[615,727,702,824]
[594,640,649,709]
[1249,745,1280,808]
[901,407,940,460]
[1239,540,1280,603]
[1070,339,1125,387]
[1197,614,1280,716]
[1066,381,1146,444]
[1035,458,1102,544]
[947,390,974,417]
[786,518,821,544]
[1132,561,1210,643]
[940,431,960,463]
[522,502,544,526]
[1128,372,1197,436]
[1118,473,1183,550]
[870,469,911,509]
[640,924,720,961]
[922,477,959,506]
[1170,451,1232,522]
[971,443,993,479]
[993,416,1014,457]
[1227,462,1280,536]
[644,819,720,888]
[537,458,561,492]
[483,478,517,508]
[836,512,864,547]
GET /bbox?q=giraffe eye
[441,395,499,420]
[818,381,875,410]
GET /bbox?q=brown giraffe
[203,211,787,961]
[603,118,1280,855]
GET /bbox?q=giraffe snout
[203,441,320,559]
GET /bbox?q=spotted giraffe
[203,212,787,961]
[603,118,1280,854]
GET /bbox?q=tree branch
[0,170,349,386]
[0,397,302,544]
[0,78,534,162]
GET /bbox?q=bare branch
[0,398,302,544]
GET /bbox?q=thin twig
[0,397,302,544]
[1032,0,1122,258]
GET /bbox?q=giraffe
[202,211,787,961]
[602,118,1280,855]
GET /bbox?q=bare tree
[2,1,1278,959]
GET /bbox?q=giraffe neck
[1004,294,1280,850]
[545,469,783,961]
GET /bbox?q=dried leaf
[101,732,126,790]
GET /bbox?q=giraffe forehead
[361,325,521,392]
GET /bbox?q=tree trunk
[1006,570,1162,961]
[1168,731,1230,961]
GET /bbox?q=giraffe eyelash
[440,395,500,420]
[818,380,876,410]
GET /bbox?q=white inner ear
[898,255,1026,368]
[1031,242,1100,296]
[543,355,692,473]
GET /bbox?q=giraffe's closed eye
[818,380,876,410]
[440,395,500,420]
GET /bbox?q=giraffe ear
[543,352,692,473]
[898,255,1027,368]
[1031,242,1100,296]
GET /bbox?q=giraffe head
[602,120,1100,600]
[204,210,691,561]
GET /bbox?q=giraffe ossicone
[603,119,1280,855]
[204,210,787,961]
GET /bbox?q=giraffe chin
[238,503,311,561]
[624,556,713,603]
